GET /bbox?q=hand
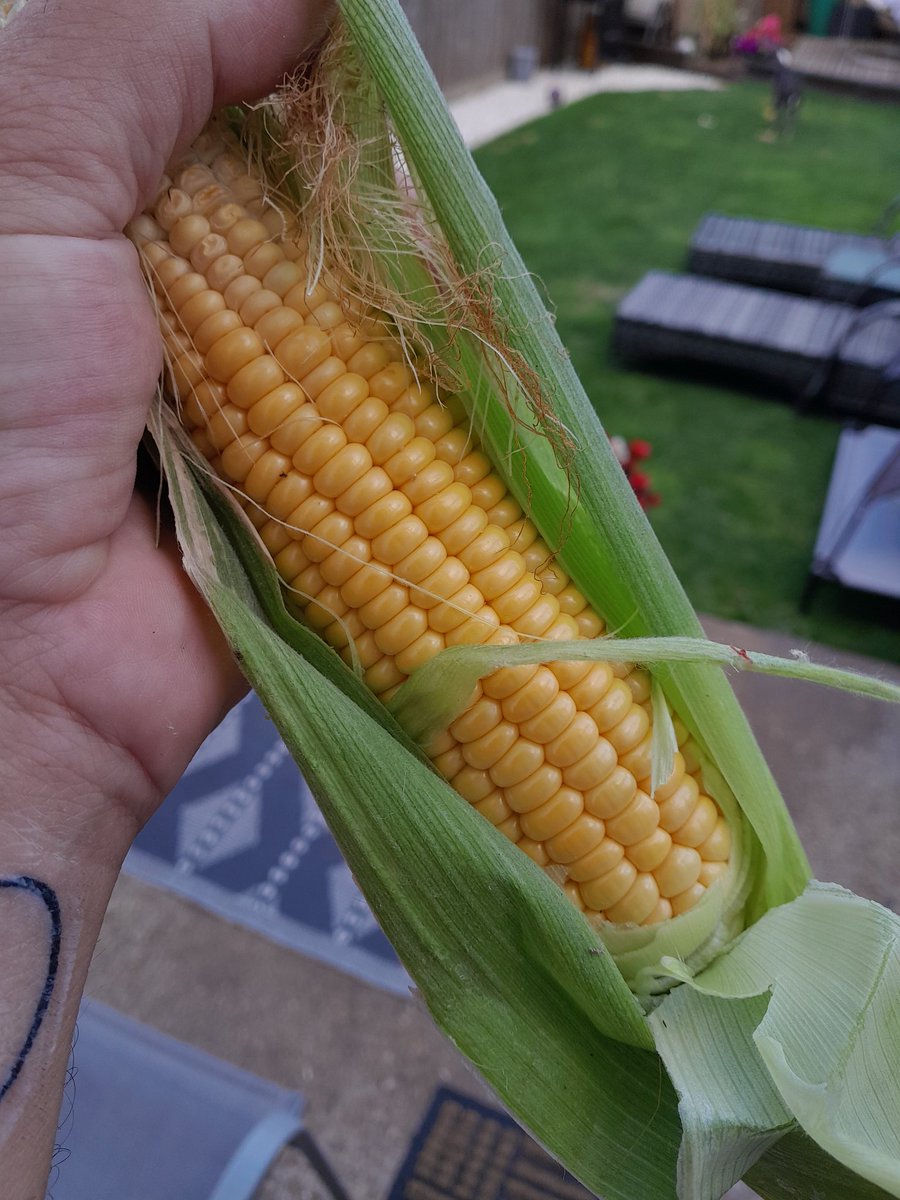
[0,0,329,1189]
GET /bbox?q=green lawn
[473,82,900,662]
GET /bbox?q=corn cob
[128,132,731,927]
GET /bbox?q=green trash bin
[808,0,837,34]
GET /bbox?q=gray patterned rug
[125,694,411,995]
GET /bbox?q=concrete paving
[83,614,900,1199]
[448,65,723,149]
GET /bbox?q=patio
[792,34,900,99]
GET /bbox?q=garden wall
[400,0,556,94]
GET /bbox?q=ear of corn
[336,0,812,930]
[155,392,900,1200]
[137,5,900,1198]
[131,143,736,934]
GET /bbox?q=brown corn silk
[128,128,732,928]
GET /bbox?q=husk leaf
[651,883,900,1198]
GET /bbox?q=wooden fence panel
[400,0,558,93]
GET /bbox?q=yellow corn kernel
[604,873,660,925]
[505,764,564,814]
[654,846,703,900]
[604,791,659,847]
[545,814,606,865]
[627,827,672,873]
[490,740,545,790]
[567,837,624,884]
[699,861,729,888]
[658,776,701,834]
[545,713,600,770]
[519,788,582,842]
[474,792,515,828]
[580,859,638,912]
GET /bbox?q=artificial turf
[473,80,900,663]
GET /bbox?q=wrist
[0,666,157,878]
[0,723,137,1199]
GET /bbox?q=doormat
[387,1086,596,1200]
[125,693,411,996]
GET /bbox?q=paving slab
[82,617,900,1199]
[701,613,900,910]
[449,65,723,148]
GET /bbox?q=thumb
[0,0,332,236]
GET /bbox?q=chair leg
[289,1128,355,1200]
[800,572,820,613]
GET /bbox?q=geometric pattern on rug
[126,692,411,995]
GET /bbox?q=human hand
[0,0,328,1188]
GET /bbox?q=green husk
[143,2,900,1196]
[153,406,689,1200]
[651,884,900,1198]
[153,399,900,1200]
[650,677,679,798]
[387,637,900,748]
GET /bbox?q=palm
[0,4,327,1188]
[0,232,244,826]
[53,490,245,815]
[0,0,328,831]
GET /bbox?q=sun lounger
[816,244,900,304]
[612,272,900,424]
[687,212,890,295]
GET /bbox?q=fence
[400,0,560,93]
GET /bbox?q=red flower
[629,438,652,460]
